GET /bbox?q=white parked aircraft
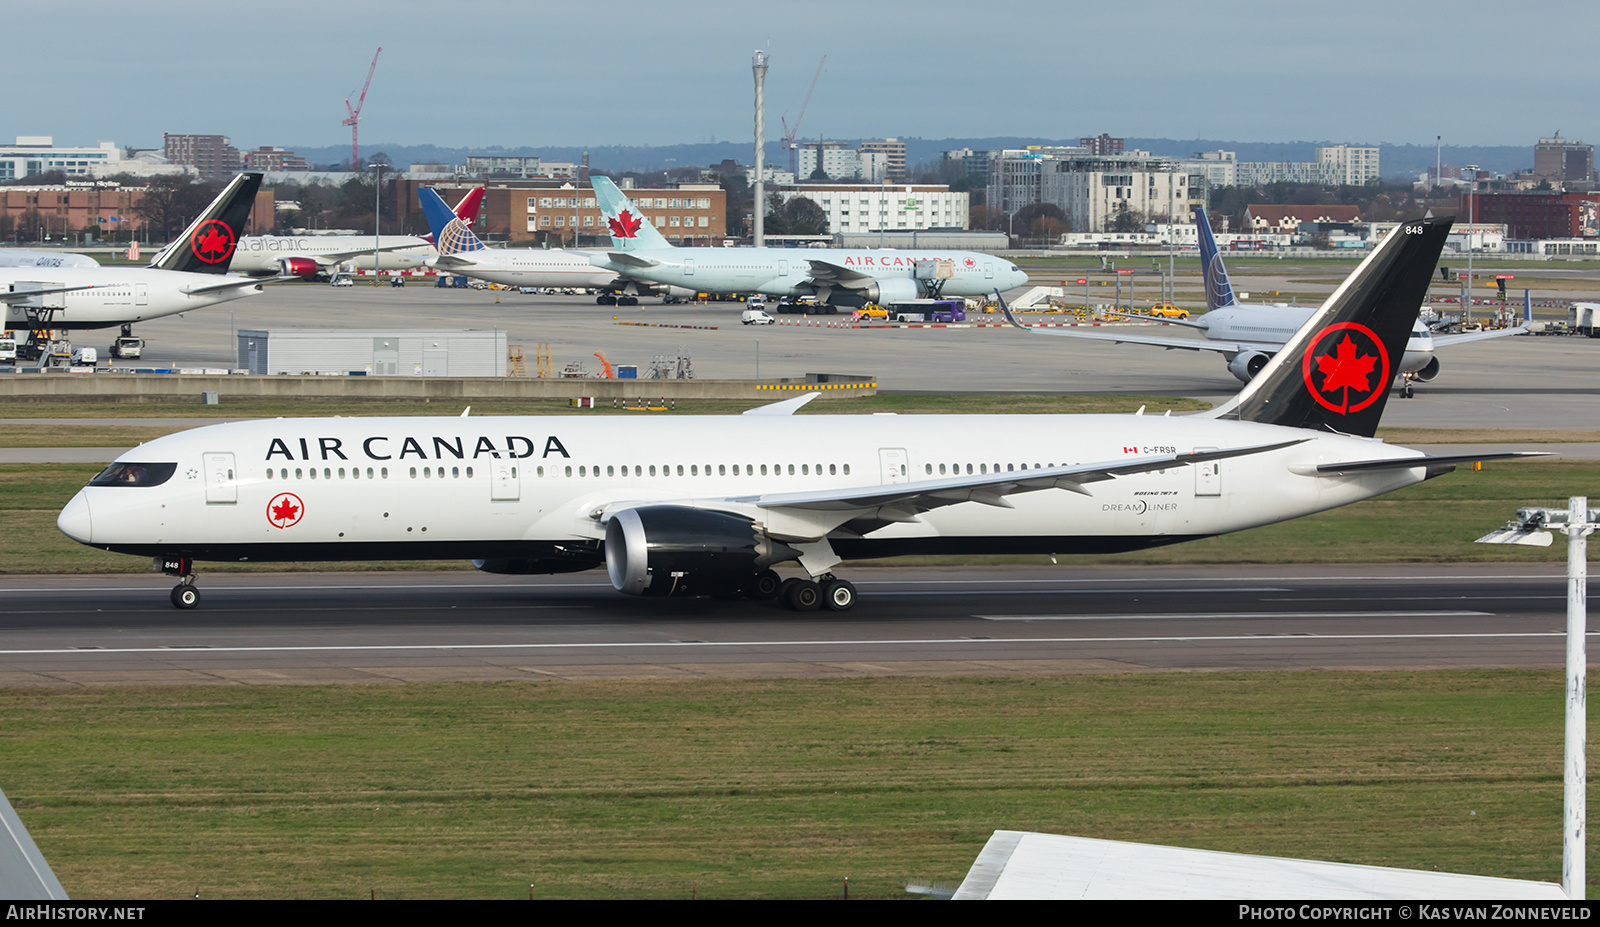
[2,172,269,361]
[418,187,639,293]
[229,187,487,280]
[59,215,1542,611]
[0,250,98,270]
[1003,206,1524,396]
[586,175,1029,308]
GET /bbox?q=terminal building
[773,183,968,234]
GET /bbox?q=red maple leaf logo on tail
[1302,323,1389,415]
[190,220,236,263]
[608,210,643,239]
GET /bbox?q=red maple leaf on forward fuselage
[270,497,299,524]
[608,210,642,239]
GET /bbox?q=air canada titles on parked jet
[57,216,1543,611]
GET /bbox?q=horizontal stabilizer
[742,393,820,416]
[606,251,660,268]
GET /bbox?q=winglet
[994,290,1030,331]
[743,393,820,415]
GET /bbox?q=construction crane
[343,47,382,171]
[780,55,826,179]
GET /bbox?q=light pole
[368,162,383,285]
[1476,497,1597,899]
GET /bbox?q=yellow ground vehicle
[1147,304,1189,319]
[852,307,889,320]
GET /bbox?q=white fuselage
[433,248,620,289]
[1,266,263,331]
[594,249,1030,299]
[229,236,436,274]
[59,412,1422,566]
[1201,304,1437,375]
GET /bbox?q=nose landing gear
[159,555,200,609]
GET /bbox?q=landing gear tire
[821,578,856,611]
[1402,383,1415,399]
[782,579,821,611]
[170,584,199,610]
[751,569,782,600]
[620,296,638,307]
[597,295,617,305]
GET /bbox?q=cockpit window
[89,462,177,487]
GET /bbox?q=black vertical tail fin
[1223,217,1452,437]
[151,172,263,274]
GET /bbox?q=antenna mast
[343,47,382,171]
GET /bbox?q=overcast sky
[9,1,1595,153]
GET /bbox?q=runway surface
[0,564,1584,687]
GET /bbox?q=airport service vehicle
[741,308,775,325]
[0,332,15,363]
[108,335,143,360]
[417,187,671,301]
[1,173,269,365]
[59,216,1541,612]
[888,299,965,323]
[69,346,96,367]
[587,176,1028,310]
[1147,303,1188,319]
[1002,206,1525,397]
[329,276,353,287]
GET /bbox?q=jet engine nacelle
[279,257,321,279]
[1227,350,1272,383]
[604,505,798,597]
[1412,355,1441,382]
[861,277,921,305]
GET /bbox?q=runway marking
[0,629,1579,657]
[1264,595,1567,602]
[976,610,1493,621]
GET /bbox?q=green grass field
[2,670,1582,899]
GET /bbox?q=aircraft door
[135,284,148,306]
[491,460,521,502]
[778,259,789,277]
[684,259,695,276]
[878,448,909,484]
[1193,447,1221,496]
[204,452,237,504]
[984,263,994,279]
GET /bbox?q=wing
[804,257,877,288]
[996,296,1270,355]
[1431,326,1527,348]
[1294,450,1551,476]
[304,243,425,266]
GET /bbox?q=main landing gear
[160,555,200,609]
[772,573,856,612]
[596,294,640,306]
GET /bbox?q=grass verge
[2,670,1582,899]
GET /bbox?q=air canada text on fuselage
[263,434,570,462]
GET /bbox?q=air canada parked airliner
[58,215,1542,611]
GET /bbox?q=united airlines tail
[589,175,673,252]
[1225,217,1452,437]
[151,172,263,275]
[420,187,486,256]
[1193,205,1239,313]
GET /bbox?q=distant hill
[286,137,1536,181]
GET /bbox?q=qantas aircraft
[0,250,99,270]
[1002,206,1524,396]
[2,172,268,361]
[228,188,485,279]
[417,186,645,293]
[58,215,1542,612]
[586,175,1029,308]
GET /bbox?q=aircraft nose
[58,491,91,543]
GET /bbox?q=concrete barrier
[0,371,878,402]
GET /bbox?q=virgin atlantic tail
[150,172,263,274]
[1220,217,1452,437]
